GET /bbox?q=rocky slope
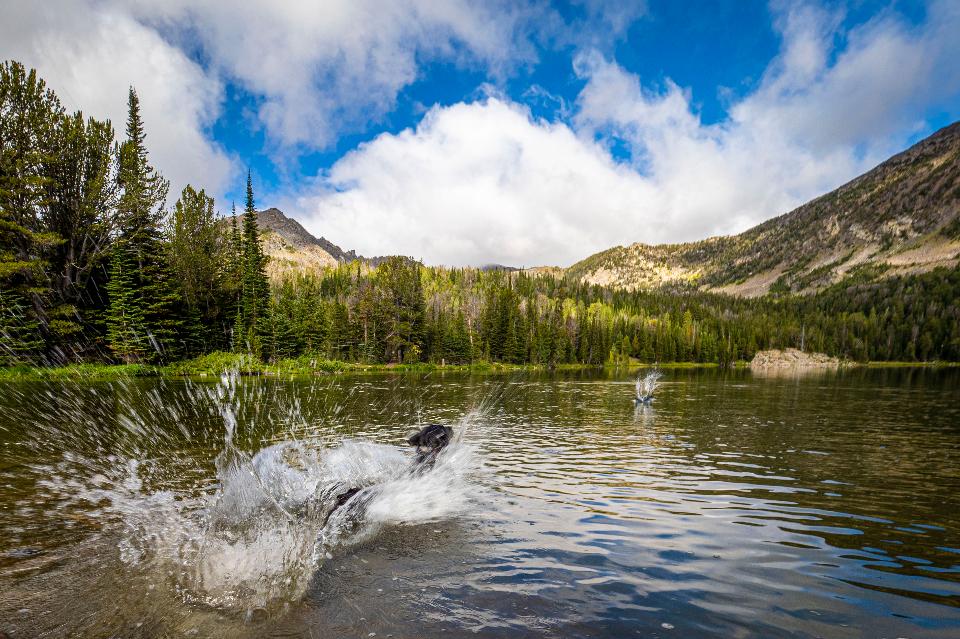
[250,208,385,278]
[256,208,369,263]
[567,121,960,296]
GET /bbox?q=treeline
[1,60,958,368]
[262,263,960,366]
[0,60,270,365]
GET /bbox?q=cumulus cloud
[286,0,960,266]
[0,0,236,203]
[288,98,654,267]
[127,0,545,150]
[0,0,555,198]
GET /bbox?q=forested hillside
[1,61,958,368]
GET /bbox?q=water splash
[635,369,662,403]
[21,372,484,615]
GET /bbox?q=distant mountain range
[566,121,960,296]
[253,121,959,295]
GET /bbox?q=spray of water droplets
[5,371,486,614]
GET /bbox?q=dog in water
[321,424,454,527]
[407,423,454,470]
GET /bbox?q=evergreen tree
[0,60,62,361]
[107,87,174,361]
[376,256,426,363]
[229,203,242,279]
[329,300,352,359]
[442,311,472,364]
[105,243,145,362]
[238,171,269,355]
[43,110,116,355]
[168,185,225,354]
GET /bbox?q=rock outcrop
[750,348,842,370]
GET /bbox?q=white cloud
[0,0,236,204]
[288,99,655,267]
[288,0,960,266]
[734,0,960,153]
[0,0,551,200]
[126,0,544,150]
[80,0,641,152]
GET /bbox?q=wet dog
[407,423,454,470]
[321,424,454,527]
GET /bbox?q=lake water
[1,368,959,638]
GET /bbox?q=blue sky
[4,0,959,265]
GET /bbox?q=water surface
[1,368,958,638]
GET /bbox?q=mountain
[566,121,960,296]
[253,207,384,277]
[256,208,365,263]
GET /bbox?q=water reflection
[633,400,656,426]
[1,368,959,637]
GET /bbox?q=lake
[1,368,959,638]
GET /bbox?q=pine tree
[376,256,426,363]
[227,202,243,288]
[107,87,175,361]
[238,171,269,356]
[168,185,224,354]
[0,287,43,365]
[442,311,472,364]
[329,301,352,359]
[43,110,116,355]
[105,243,145,362]
[0,60,63,361]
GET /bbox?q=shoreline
[0,355,955,382]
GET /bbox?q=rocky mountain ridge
[250,207,390,278]
[255,208,362,262]
[566,121,960,296]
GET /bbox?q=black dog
[407,423,454,470]
[321,424,454,527]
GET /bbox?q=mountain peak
[255,207,362,263]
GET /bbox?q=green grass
[1,353,954,381]
[164,351,262,376]
[862,360,960,368]
[0,362,159,381]
[0,353,597,380]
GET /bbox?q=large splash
[21,372,484,616]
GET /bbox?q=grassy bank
[0,352,593,381]
[0,352,954,381]
[862,360,960,368]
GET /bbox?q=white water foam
[34,378,485,614]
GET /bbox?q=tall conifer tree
[238,171,269,355]
[104,245,145,362]
[106,87,175,361]
[0,61,62,362]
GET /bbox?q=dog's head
[407,423,454,455]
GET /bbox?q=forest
[2,60,959,369]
